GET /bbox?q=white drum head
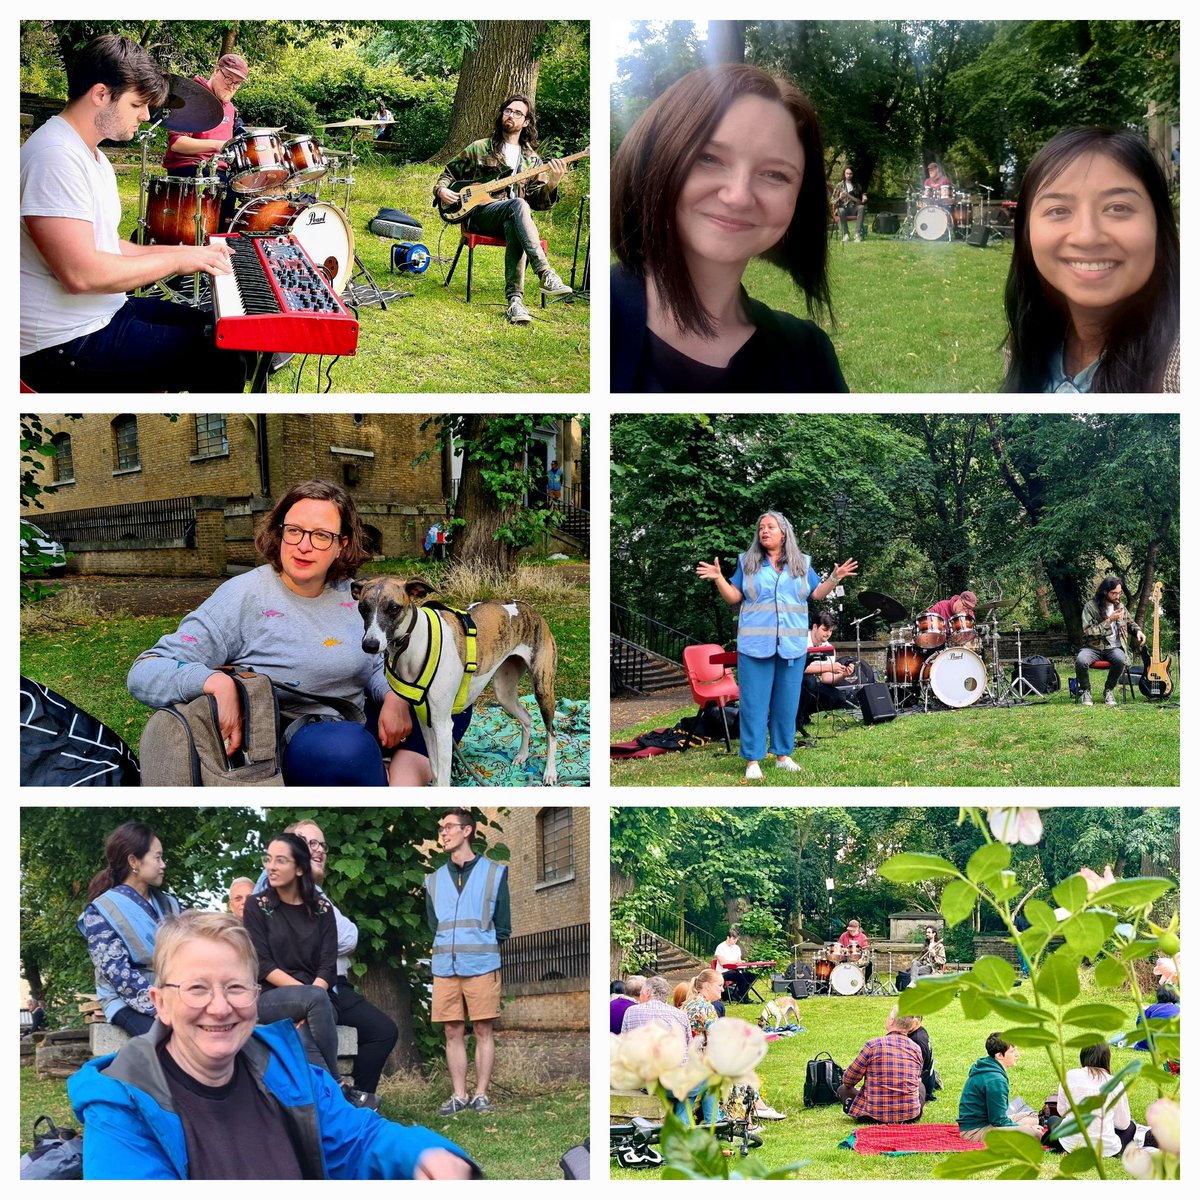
[831,963,865,995]
[288,202,355,294]
[915,205,950,241]
[927,648,987,708]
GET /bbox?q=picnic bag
[19,1115,83,1179]
[804,1051,845,1107]
[139,668,364,787]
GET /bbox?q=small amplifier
[856,683,896,724]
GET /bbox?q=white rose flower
[659,1055,714,1102]
[1122,1143,1155,1179]
[1146,1096,1180,1155]
[614,1022,685,1088]
[704,1018,768,1083]
[987,807,1043,845]
[610,1033,645,1092]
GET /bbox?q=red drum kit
[811,944,881,996]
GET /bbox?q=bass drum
[230,199,355,294]
[914,204,951,241]
[920,648,987,708]
[830,963,865,996]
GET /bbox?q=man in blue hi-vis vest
[426,809,511,1117]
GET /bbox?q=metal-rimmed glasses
[160,981,261,1008]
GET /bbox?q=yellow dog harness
[383,604,478,724]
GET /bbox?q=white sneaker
[506,297,532,324]
[775,756,801,772]
[842,233,850,242]
[744,762,763,781]
[539,268,573,298]
[755,1104,787,1120]
[1104,689,1117,707]
[1080,691,1094,706]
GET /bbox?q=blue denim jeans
[465,197,550,299]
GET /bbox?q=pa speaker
[967,226,992,247]
[789,978,814,1000]
[856,683,896,724]
[874,213,898,235]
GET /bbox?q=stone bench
[89,1021,358,1075]
[610,1088,667,1121]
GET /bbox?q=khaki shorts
[432,970,502,1023]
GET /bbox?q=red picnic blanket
[841,1124,987,1155]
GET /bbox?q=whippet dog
[352,576,558,787]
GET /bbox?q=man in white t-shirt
[20,34,246,392]
[434,94,572,325]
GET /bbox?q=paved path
[610,686,692,733]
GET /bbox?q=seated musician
[798,610,857,737]
[912,925,947,978]
[925,589,977,623]
[834,918,869,960]
[924,160,952,204]
[832,166,867,242]
[434,94,572,325]
[20,35,247,394]
[1076,575,1143,707]
[373,98,394,141]
[161,52,249,227]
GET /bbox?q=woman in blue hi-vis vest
[698,511,857,780]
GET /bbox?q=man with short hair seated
[836,1008,925,1123]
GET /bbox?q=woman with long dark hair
[1076,575,1145,706]
[1052,1043,1135,1156]
[1003,127,1180,392]
[612,63,846,393]
[697,511,857,779]
[242,832,341,1079]
[77,821,183,1036]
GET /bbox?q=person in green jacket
[957,1032,1042,1141]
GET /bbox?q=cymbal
[243,126,287,135]
[320,117,387,129]
[322,147,350,158]
[159,74,224,133]
[857,590,909,624]
[974,599,1015,615]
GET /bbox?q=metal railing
[610,635,648,696]
[638,911,717,966]
[34,496,197,547]
[501,921,589,985]
[610,603,698,666]
[555,500,589,556]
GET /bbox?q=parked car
[20,519,67,576]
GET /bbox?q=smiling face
[278,498,345,596]
[675,95,804,274]
[292,821,327,885]
[152,937,257,1086]
[437,814,473,855]
[1028,151,1157,331]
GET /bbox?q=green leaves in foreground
[933,1127,1048,1180]
[659,1113,805,1179]
[878,853,959,883]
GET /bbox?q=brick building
[26,413,585,576]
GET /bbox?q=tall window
[51,433,74,483]
[194,414,228,458]
[538,808,573,883]
[112,415,139,471]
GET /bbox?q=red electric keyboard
[209,233,359,357]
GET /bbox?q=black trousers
[798,676,854,730]
[332,979,399,1093]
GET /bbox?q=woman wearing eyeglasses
[68,909,477,1179]
[77,821,183,1038]
[128,478,437,785]
[242,832,341,1078]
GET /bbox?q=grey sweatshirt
[127,565,387,719]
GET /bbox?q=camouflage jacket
[433,138,558,212]
[1080,596,1141,653]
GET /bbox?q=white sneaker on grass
[775,756,801,771]
[539,268,573,298]
[744,761,763,781]
[1104,689,1117,706]
[506,297,532,324]
[1080,691,1093,706]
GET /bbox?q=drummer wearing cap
[833,919,870,961]
[163,54,249,226]
[925,590,977,624]
[924,160,952,205]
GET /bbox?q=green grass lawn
[20,559,589,754]
[743,234,1013,393]
[19,1064,587,1179]
[610,980,1177,1180]
[610,679,1179,787]
[113,155,589,393]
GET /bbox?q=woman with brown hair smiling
[611,63,846,393]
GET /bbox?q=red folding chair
[444,230,549,305]
[682,644,739,752]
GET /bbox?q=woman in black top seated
[243,832,341,1079]
[611,63,846,393]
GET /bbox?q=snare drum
[144,176,220,245]
[226,132,289,193]
[915,612,947,649]
[283,135,328,185]
[947,612,976,645]
[229,198,355,293]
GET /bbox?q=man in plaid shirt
[434,93,573,324]
[836,1009,926,1123]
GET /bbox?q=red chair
[444,230,549,305]
[682,644,739,752]
[1084,659,1133,702]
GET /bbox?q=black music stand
[723,968,766,1005]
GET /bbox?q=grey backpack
[139,668,363,787]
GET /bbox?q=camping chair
[682,644,738,752]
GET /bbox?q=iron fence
[501,921,589,986]
[34,497,197,547]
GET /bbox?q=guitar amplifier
[789,977,816,1000]
[856,683,896,724]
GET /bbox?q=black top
[611,262,848,394]
[157,1041,305,1179]
[243,890,337,989]
[908,1025,934,1075]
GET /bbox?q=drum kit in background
[810,944,895,997]
[902,178,1017,243]
[133,79,388,306]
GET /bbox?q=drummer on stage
[162,53,249,226]
[924,160,952,205]
[833,919,870,960]
[925,590,977,624]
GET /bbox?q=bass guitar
[1139,580,1173,699]
[437,148,590,225]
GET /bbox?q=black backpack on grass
[804,1051,845,1107]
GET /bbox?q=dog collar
[384,605,479,722]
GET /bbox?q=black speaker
[789,978,814,1000]
[874,213,898,235]
[856,683,896,724]
[967,226,992,247]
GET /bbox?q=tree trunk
[221,22,240,57]
[359,961,422,1072]
[707,22,746,65]
[451,415,522,573]
[610,865,635,977]
[432,20,546,162]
